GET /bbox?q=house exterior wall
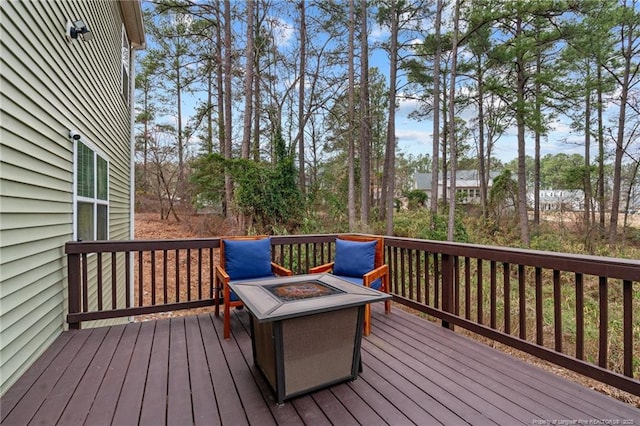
[413,171,498,205]
[0,1,143,395]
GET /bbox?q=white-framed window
[75,140,109,241]
[121,23,130,104]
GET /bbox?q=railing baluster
[209,248,214,299]
[575,273,584,360]
[82,253,88,313]
[392,246,399,295]
[623,280,633,378]
[416,249,422,304]
[434,253,440,309]
[151,251,156,305]
[111,252,117,309]
[97,252,103,311]
[400,248,407,298]
[599,276,608,368]
[175,249,180,303]
[490,260,497,329]
[163,249,168,304]
[465,257,471,320]
[535,267,543,345]
[476,259,483,325]
[554,270,562,352]
[424,251,430,306]
[518,265,526,340]
[137,251,143,307]
[197,248,202,300]
[503,262,510,334]
[407,249,417,300]
[454,256,460,316]
[125,251,131,309]
[187,248,192,301]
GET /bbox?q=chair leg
[224,302,231,339]
[364,304,371,336]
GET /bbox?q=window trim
[73,138,110,241]
[121,23,130,104]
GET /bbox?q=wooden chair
[309,235,390,336]
[214,236,292,339]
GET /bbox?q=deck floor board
[1,305,638,425]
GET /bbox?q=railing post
[67,252,81,329]
[441,253,454,330]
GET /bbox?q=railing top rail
[65,233,639,281]
[65,238,222,254]
[383,236,640,281]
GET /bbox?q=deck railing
[65,234,640,396]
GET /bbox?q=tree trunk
[347,0,357,231]
[583,67,592,229]
[608,12,634,244]
[515,18,530,247]
[297,0,307,194]
[383,1,398,235]
[476,62,488,219]
[533,53,541,231]
[359,0,371,228]
[447,0,460,242]
[430,0,442,216]
[223,0,233,218]
[597,63,606,233]
[241,0,255,160]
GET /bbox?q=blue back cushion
[223,238,273,281]
[333,239,376,277]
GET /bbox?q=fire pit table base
[252,306,363,403]
[229,274,391,404]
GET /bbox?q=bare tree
[447,0,461,241]
[430,0,443,216]
[297,1,307,194]
[241,0,255,159]
[223,0,233,214]
[360,0,371,227]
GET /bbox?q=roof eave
[120,0,146,49]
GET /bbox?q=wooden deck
[2,305,638,426]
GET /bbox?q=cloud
[370,22,389,41]
[265,16,294,47]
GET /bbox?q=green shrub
[393,210,469,242]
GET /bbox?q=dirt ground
[134,211,639,408]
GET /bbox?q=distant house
[0,1,145,394]
[414,170,500,205]
[533,190,585,212]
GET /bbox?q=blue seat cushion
[223,238,273,281]
[333,239,377,278]
[335,275,382,290]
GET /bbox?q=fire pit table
[228,273,391,404]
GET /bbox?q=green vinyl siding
[0,0,141,395]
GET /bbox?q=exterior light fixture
[66,19,93,42]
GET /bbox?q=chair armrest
[309,262,334,274]
[363,264,388,287]
[214,265,230,285]
[271,262,293,276]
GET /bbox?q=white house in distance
[0,1,145,395]
[414,170,500,204]
[534,190,585,212]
